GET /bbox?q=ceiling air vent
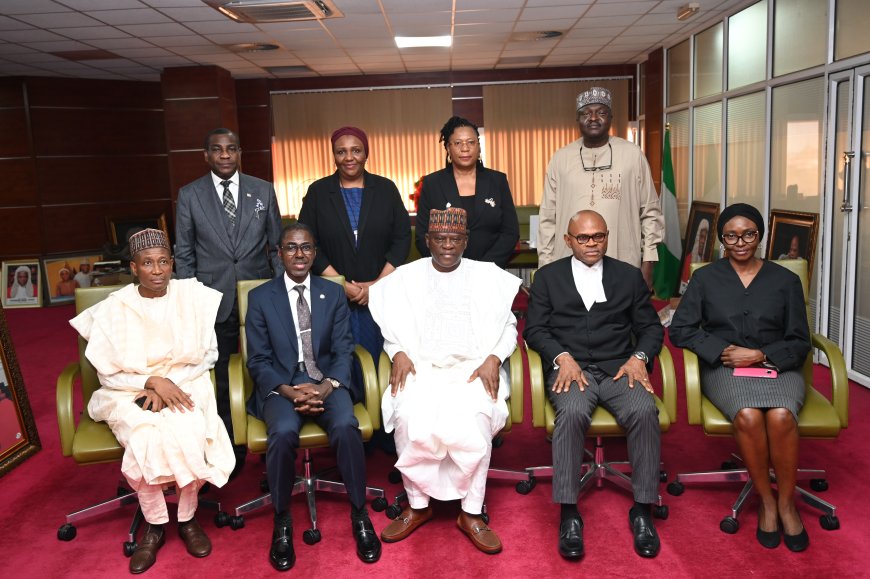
[205,0,343,23]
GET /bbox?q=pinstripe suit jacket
[524,255,663,377]
[175,172,283,323]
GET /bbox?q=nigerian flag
[653,127,682,299]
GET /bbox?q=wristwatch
[633,351,649,364]
[323,378,341,389]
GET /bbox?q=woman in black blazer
[415,116,520,268]
[298,126,410,359]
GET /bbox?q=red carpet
[2,304,869,578]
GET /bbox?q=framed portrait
[42,253,103,306]
[766,210,820,280]
[107,213,168,246]
[1,261,42,308]
[0,307,41,477]
[678,201,720,295]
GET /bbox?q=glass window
[667,110,690,234]
[668,39,690,106]
[693,102,723,204]
[726,91,767,210]
[694,23,723,98]
[773,0,826,76]
[770,77,825,213]
[835,0,870,61]
[728,0,768,90]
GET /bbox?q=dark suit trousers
[547,366,661,505]
[214,300,242,453]
[262,383,366,516]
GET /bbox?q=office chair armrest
[378,351,392,399]
[56,362,81,457]
[812,333,849,428]
[355,345,380,430]
[507,347,523,424]
[228,353,248,446]
[683,349,702,425]
[526,347,547,428]
[656,347,677,422]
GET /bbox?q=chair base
[57,479,223,555]
[669,453,839,529]
[232,449,386,540]
[523,436,668,510]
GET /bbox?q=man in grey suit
[524,210,664,561]
[175,128,283,475]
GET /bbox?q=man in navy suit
[175,128,283,476]
[524,210,664,561]
[245,223,381,571]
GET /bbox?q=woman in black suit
[670,203,811,552]
[298,126,410,360]
[415,116,519,268]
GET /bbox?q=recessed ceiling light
[395,35,452,48]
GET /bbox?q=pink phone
[733,367,778,379]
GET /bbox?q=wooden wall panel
[0,207,41,256]
[452,97,483,127]
[239,151,272,183]
[163,99,229,151]
[0,109,30,157]
[237,105,271,151]
[25,77,162,109]
[3,158,38,206]
[0,79,25,107]
[168,151,208,198]
[161,66,230,99]
[644,47,664,193]
[29,108,165,156]
[37,156,169,204]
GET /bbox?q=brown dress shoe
[178,518,212,558]
[380,506,433,542]
[130,524,165,574]
[456,513,502,554]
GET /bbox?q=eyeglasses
[449,139,478,149]
[721,231,759,245]
[569,231,608,245]
[430,235,468,246]
[580,143,612,172]
[281,243,315,254]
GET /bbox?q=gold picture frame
[766,210,819,281]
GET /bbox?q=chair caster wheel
[659,471,668,483]
[259,479,270,493]
[303,529,321,545]
[810,479,828,492]
[57,523,77,541]
[721,460,738,470]
[214,511,229,528]
[719,517,739,534]
[515,476,536,495]
[654,505,669,520]
[480,513,490,524]
[666,481,684,496]
[492,435,504,449]
[820,514,840,530]
[385,504,402,519]
[229,516,244,530]
[388,469,402,484]
[123,541,137,557]
[117,486,132,497]
[371,497,388,512]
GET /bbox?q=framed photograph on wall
[766,210,819,280]
[678,201,720,295]
[0,306,41,477]
[107,213,168,246]
[2,261,42,308]
[42,253,103,306]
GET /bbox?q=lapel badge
[246,192,251,197]
[319,294,325,299]
[445,202,451,208]
[485,197,495,207]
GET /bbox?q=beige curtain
[272,88,452,216]
[483,79,629,205]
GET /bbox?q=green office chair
[56,285,224,555]
[222,277,387,544]
[377,348,528,522]
[520,345,677,518]
[666,259,848,533]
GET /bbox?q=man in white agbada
[370,207,520,554]
[75,258,93,288]
[69,228,235,575]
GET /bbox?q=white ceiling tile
[133,55,195,65]
[584,1,658,18]
[624,24,687,36]
[381,0,452,11]
[0,43,37,55]
[358,65,406,73]
[346,47,400,56]
[1,29,68,42]
[519,5,589,21]
[9,51,67,63]
[456,0,524,8]
[335,0,385,15]
[391,24,452,36]
[22,40,93,51]
[171,44,232,55]
[454,22,515,34]
[88,8,172,25]
[203,32,274,44]
[388,12,452,26]
[523,0,592,6]
[243,53,303,65]
[141,0,210,7]
[0,15,35,31]
[53,26,131,40]
[112,46,175,57]
[558,35,618,48]
[87,37,154,49]
[574,15,639,28]
[63,0,145,8]
[0,0,70,15]
[565,26,627,39]
[119,23,193,36]
[91,58,144,69]
[15,12,104,28]
[635,12,690,26]
[455,9,521,24]
[0,62,48,74]
[501,46,552,57]
[256,21,323,32]
[513,19,574,32]
[159,7,225,22]
[608,34,666,45]
[146,34,213,46]
[184,20,259,34]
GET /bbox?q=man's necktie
[294,285,323,381]
[221,180,236,227]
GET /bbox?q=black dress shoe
[270,522,295,571]
[783,526,809,552]
[756,523,781,549]
[353,516,382,563]
[558,517,584,560]
[629,512,661,558]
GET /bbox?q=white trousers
[137,480,201,524]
